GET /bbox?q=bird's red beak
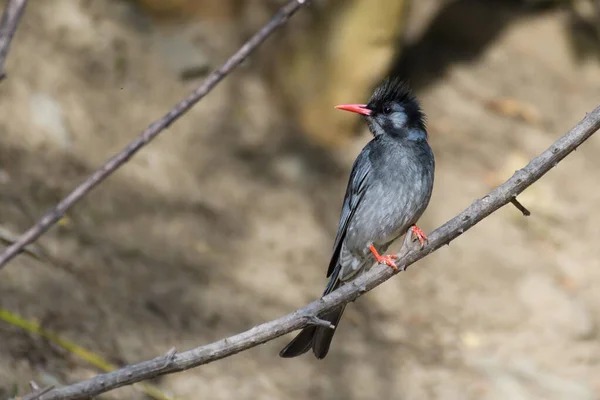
[334,104,371,116]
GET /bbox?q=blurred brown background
[1,0,600,399]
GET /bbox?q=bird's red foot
[411,225,428,248]
[369,244,399,270]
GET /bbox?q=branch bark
[0,0,309,270]
[30,106,600,400]
[0,0,28,80]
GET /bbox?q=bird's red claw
[378,255,399,270]
[411,225,428,248]
[369,244,399,270]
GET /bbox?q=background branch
[0,0,309,270]
[22,385,54,400]
[29,106,600,400]
[0,0,27,80]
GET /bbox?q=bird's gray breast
[343,141,434,264]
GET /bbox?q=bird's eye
[383,105,392,114]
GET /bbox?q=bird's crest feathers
[367,77,426,132]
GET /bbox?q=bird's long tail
[279,265,345,359]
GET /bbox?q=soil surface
[1,1,600,399]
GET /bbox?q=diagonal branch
[32,106,600,400]
[0,0,28,80]
[22,385,54,400]
[0,0,309,270]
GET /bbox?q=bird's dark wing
[326,144,373,278]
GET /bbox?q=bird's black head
[335,78,427,141]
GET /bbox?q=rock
[154,27,211,80]
[28,93,71,149]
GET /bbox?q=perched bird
[279,77,435,359]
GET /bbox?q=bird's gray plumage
[280,77,435,359]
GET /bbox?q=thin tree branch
[0,0,309,270]
[0,0,28,81]
[510,197,531,216]
[306,315,336,329]
[31,106,600,400]
[22,385,54,400]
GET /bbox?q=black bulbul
[279,77,435,359]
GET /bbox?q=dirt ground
[1,1,600,399]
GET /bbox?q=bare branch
[0,225,44,261]
[0,0,28,80]
[510,197,531,216]
[19,385,54,400]
[33,106,600,400]
[0,0,309,270]
[306,315,336,329]
[160,347,177,369]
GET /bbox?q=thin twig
[0,225,44,261]
[0,0,309,270]
[510,197,531,216]
[19,385,54,400]
[160,347,177,369]
[35,107,600,400]
[0,0,28,80]
[306,315,335,329]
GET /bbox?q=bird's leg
[410,225,428,248]
[369,244,399,270]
